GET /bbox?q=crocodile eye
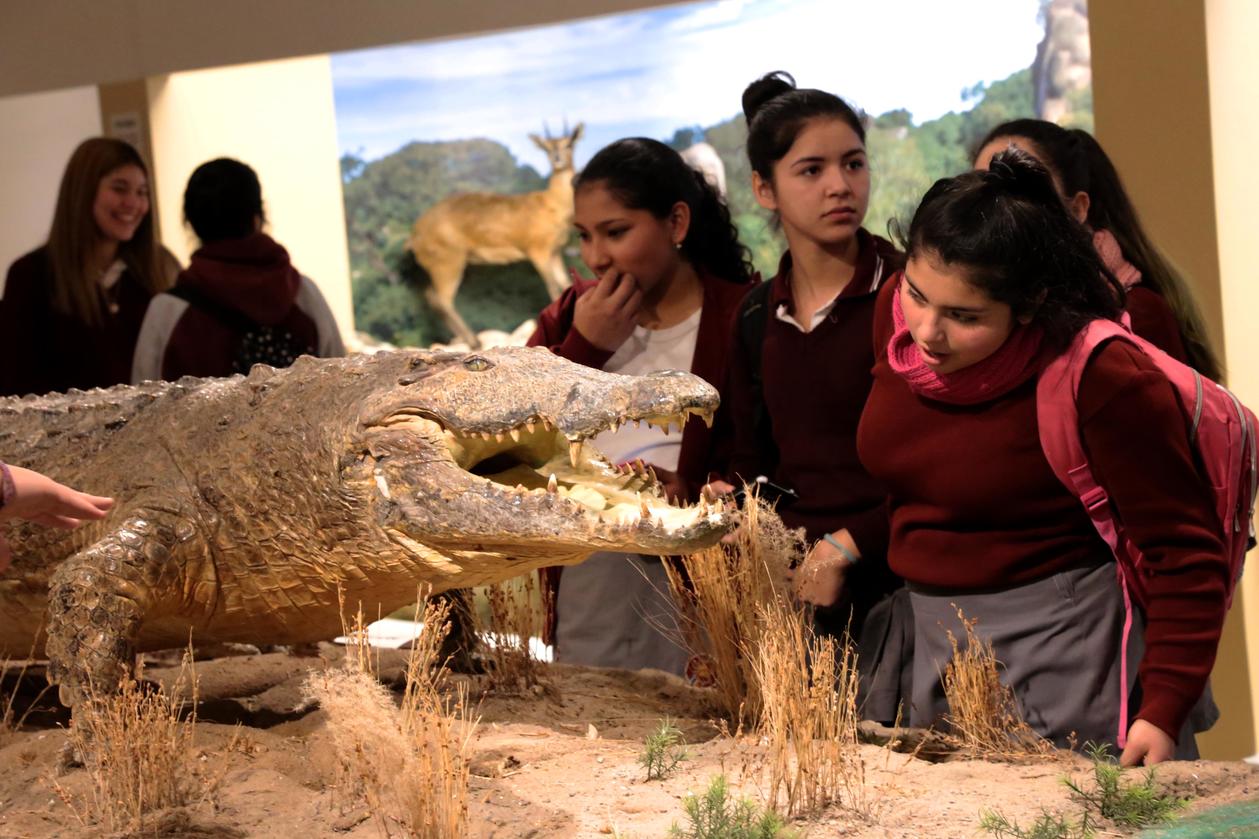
[463,356,494,372]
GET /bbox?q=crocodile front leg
[45,510,196,707]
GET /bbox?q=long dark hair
[47,137,164,327]
[574,137,753,284]
[975,119,1221,379]
[906,148,1123,352]
[741,71,866,182]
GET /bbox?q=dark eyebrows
[789,146,867,168]
[903,273,987,315]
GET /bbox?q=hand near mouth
[573,268,643,351]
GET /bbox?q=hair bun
[985,147,1059,204]
[742,71,796,123]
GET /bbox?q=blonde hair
[46,138,165,327]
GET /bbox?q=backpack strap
[737,280,777,474]
[1037,317,1147,751]
[166,284,259,335]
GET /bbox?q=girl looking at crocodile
[972,119,1220,379]
[0,138,174,397]
[714,72,908,722]
[857,150,1227,764]
[528,136,753,674]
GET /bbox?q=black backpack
[168,286,315,374]
[736,280,779,475]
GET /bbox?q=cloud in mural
[331,0,1043,171]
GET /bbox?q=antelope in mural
[406,122,584,348]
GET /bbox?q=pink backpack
[1037,318,1257,747]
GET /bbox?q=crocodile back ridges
[0,376,232,469]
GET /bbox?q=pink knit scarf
[886,278,1045,405]
[1093,228,1142,290]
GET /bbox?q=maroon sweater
[1126,285,1188,364]
[0,246,152,397]
[858,279,1228,737]
[528,270,753,643]
[725,230,903,555]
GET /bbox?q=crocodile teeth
[495,431,507,442]
[702,484,717,504]
[639,493,651,519]
[526,420,537,433]
[702,412,714,429]
[509,428,521,442]
[569,440,583,468]
[609,420,620,433]
[548,473,558,494]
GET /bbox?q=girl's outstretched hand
[0,464,113,572]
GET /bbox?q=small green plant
[668,775,796,839]
[979,808,1095,839]
[640,718,689,781]
[1063,743,1187,828]
[978,743,1188,839]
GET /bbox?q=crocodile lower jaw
[379,413,727,535]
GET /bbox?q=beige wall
[0,87,102,296]
[0,0,676,99]
[145,56,355,343]
[1092,0,1259,761]
[1204,0,1259,761]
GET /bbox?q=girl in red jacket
[716,72,907,722]
[858,149,1227,765]
[973,120,1220,379]
[1,138,171,397]
[527,137,753,673]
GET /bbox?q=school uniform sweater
[0,246,153,397]
[131,233,344,382]
[725,230,904,555]
[1126,286,1188,363]
[857,278,1228,738]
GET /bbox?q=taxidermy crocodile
[0,348,730,705]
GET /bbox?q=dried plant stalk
[53,651,223,835]
[942,607,1055,759]
[664,493,804,726]
[311,592,477,839]
[752,597,868,819]
[475,572,544,693]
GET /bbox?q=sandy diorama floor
[0,646,1255,839]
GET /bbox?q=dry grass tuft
[664,494,804,726]
[475,572,546,694]
[942,608,1055,760]
[311,592,477,838]
[669,494,876,821]
[51,651,230,836]
[752,597,870,820]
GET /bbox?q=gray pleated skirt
[554,552,690,676]
[908,561,1210,756]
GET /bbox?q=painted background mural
[333,0,1091,347]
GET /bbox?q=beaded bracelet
[822,532,859,566]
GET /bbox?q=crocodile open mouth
[380,407,725,535]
